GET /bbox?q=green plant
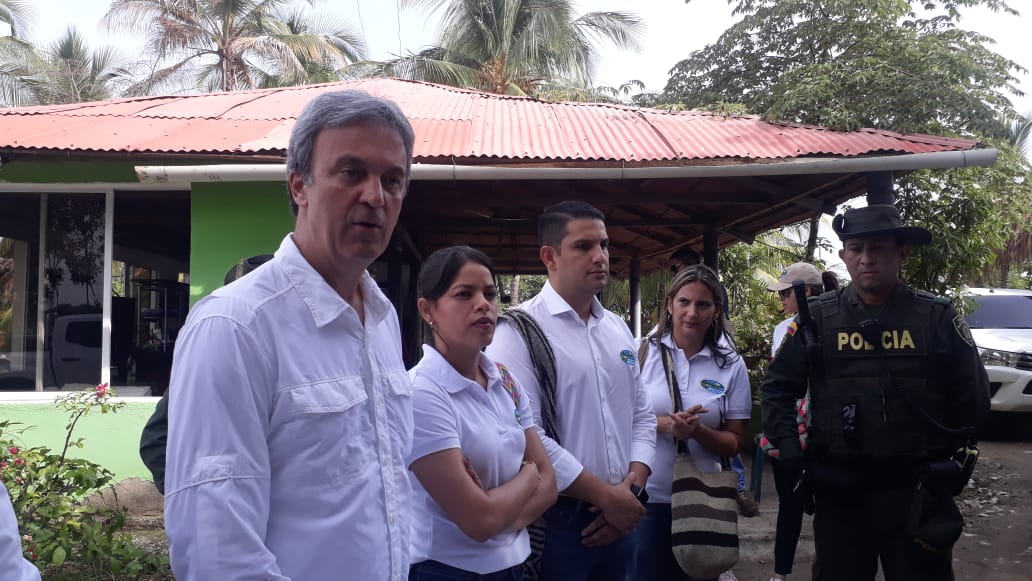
[0,384,170,577]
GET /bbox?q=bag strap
[659,340,729,465]
[498,308,560,444]
[658,342,690,455]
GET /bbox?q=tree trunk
[805,216,820,261]
[509,275,521,304]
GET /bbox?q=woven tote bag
[657,341,740,578]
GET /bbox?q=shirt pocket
[284,377,368,414]
[271,378,374,479]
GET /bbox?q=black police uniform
[761,282,990,581]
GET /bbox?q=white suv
[964,288,1032,412]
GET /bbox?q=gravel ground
[104,429,1032,581]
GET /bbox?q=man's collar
[276,234,391,328]
[540,280,603,319]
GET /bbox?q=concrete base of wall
[85,477,164,517]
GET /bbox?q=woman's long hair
[651,263,736,369]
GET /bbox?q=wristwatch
[629,484,649,506]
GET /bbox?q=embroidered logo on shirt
[496,363,523,425]
[701,379,726,395]
[620,349,636,366]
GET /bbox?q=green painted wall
[190,182,294,303]
[0,160,140,184]
[0,400,159,482]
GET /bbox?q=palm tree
[102,0,366,94]
[1,27,132,106]
[0,0,31,38]
[1012,111,1032,160]
[368,0,644,96]
[0,0,33,105]
[253,2,366,87]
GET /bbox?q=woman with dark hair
[407,245,557,580]
[634,264,752,581]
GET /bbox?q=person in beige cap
[762,261,835,581]
[767,262,835,357]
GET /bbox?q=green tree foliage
[102,0,366,94]
[899,140,1032,293]
[667,0,1032,292]
[718,227,837,390]
[670,0,1024,136]
[367,0,644,96]
[0,27,133,106]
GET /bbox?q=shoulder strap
[659,343,682,413]
[661,343,727,462]
[498,308,561,444]
[658,343,688,455]
[818,288,841,317]
[637,337,651,371]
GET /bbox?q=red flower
[0,461,7,469]
[7,447,17,455]
[13,458,23,465]
[96,383,109,399]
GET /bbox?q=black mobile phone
[629,484,649,506]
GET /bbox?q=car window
[966,296,1032,329]
[64,320,103,348]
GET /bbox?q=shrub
[0,384,170,578]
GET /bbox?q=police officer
[760,204,990,581]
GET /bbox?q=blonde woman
[634,264,751,581]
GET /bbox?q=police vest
[809,287,952,459]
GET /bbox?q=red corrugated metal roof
[0,78,980,162]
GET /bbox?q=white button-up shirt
[408,346,534,574]
[486,281,656,491]
[164,235,412,581]
[0,482,41,581]
[640,334,751,502]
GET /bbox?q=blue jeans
[539,497,639,581]
[731,454,746,493]
[634,503,717,581]
[409,559,523,581]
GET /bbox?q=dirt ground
[733,417,1032,580]
[117,418,1032,581]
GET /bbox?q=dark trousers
[410,559,523,581]
[538,497,639,581]
[771,457,805,576]
[633,503,716,581]
[812,484,955,581]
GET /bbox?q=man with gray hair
[164,90,415,580]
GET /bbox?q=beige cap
[767,262,822,291]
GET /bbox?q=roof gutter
[135,148,998,184]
